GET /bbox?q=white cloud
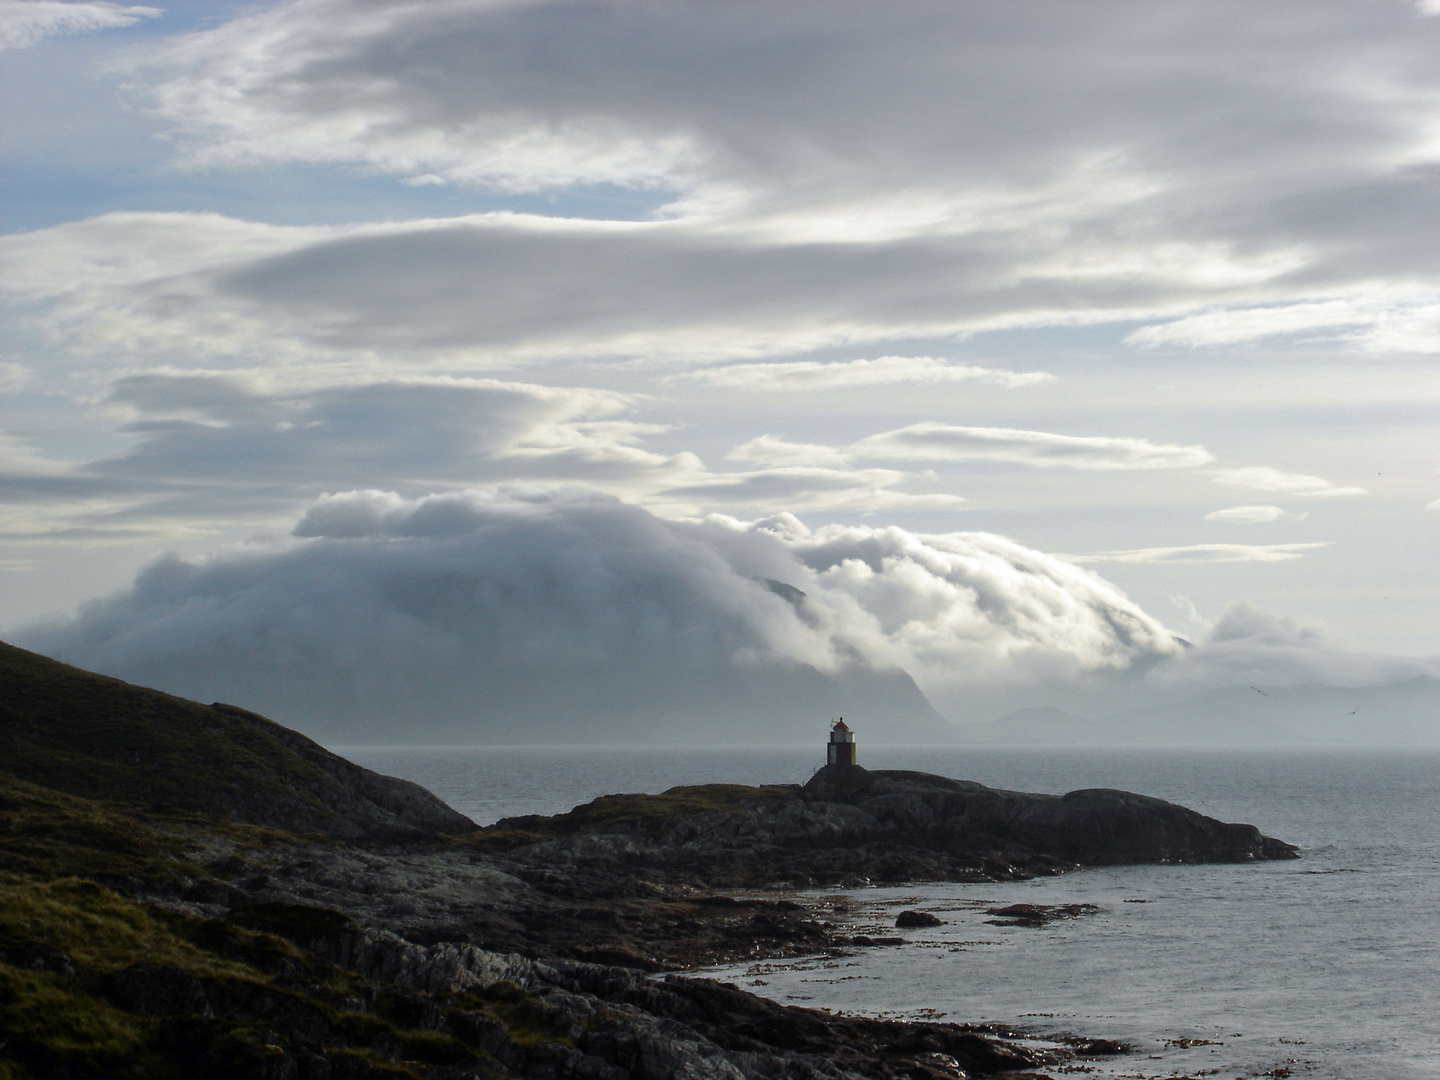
[1210,466,1368,499]
[0,2,1420,367]
[18,488,1184,738]
[1204,505,1300,524]
[0,362,31,392]
[0,372,698,537]
[1126,300,1373,348]
[1067,542,1328,565]
[726,435,850,468]
[658,466,967,514]
[676,356,1054,391]
[855,424,1213,470]
[0,208,1312,369]
[1149,603,1439,689]
[1127,294,1440,355]
[0,0,157,52]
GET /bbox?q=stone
[896,910,945,928]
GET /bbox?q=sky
[2,0,1438,741]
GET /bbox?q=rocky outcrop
[490,765,1298,893]
[294,914,1058,1079]
[801,766,1300,865]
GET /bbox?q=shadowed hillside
[0,640,473,843]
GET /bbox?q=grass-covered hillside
[0,868,577,1080]
[0,640,472,842]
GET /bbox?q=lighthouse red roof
[831,719,849,731]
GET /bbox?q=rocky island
[0,640,1297,1079]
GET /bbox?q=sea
[334,745,1440,1080]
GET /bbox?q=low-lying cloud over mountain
[20,487,1434,746]
[20,487,1186,743]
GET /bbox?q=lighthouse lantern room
[827,719,857,766]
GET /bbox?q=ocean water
[336,745,1440,1080]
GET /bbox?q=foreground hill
[0,639,472,842]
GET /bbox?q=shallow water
[337,745,1440,1080]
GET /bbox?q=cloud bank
[0,0,157,51]
[676,357,1054,392]
[1151,605,1439,691]
[10,1,1440,369]
[20,487,1186,741]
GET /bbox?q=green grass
[462,782,797,851]
[0,770,296,886]
[0,872,533,1078]
[0,639,416,844]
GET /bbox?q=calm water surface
[336,746,1440,1080]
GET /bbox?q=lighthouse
[827,718,857,766]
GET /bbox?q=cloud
[854,424,1213,470]
[0,369,993,532]
[1067,542,1328,565]
[0,209,1255,367]
[8,3,1440,369]
[0,362,30,392]
[726,436,850,468]
[657,466,967,514]
[18,488,1186,739]
[1126,300,1374,348]
[1204,505,1300,524]
[1210,466,1368,499]
[1149,604,1438,689]
[0,0,157,52]
[0,372,699,537]
[675,356,1054,391]
[1126,295,1440,355]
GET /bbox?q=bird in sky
[1250,686,1268,696]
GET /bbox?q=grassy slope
[0,869,565,1080]
[0,767,559,1077]
[0,640,471,840]
[0,640,331,811]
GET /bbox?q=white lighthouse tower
[827,718,857,766]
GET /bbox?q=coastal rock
[801,766,1299,866]
[896,910,945,928]
[984,903,1101,927]
[490,765,1299,896]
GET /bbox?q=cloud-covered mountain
[17,487,1186,744]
